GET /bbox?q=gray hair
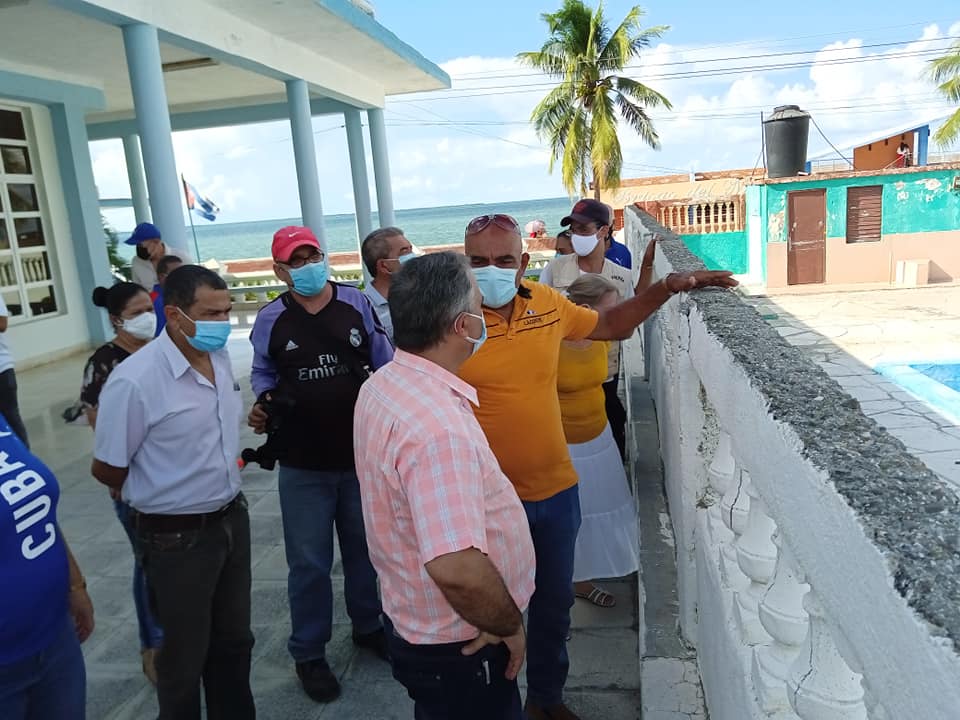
[566,273,619,308]
[361,226,405,276]
[390,252,474,352]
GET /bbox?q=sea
[115,196,574,262]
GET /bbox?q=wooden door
[787,189,825,285]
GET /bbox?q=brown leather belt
[133,493,244,533]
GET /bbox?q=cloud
[88,21,960,224]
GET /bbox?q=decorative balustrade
[622,206,960,720]
[652,197,745,235]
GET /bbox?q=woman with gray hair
[559,274,639,608]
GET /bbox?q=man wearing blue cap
[126,222,193,289]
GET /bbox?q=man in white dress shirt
[91,264,254,720]
[360,226,414,342]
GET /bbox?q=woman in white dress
[558,274,639,607]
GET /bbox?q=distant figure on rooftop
[361,226,415,342]
[125,222,194,290]
[897,141,911,168]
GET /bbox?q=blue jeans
[522,484,581,707]
[114,500,163,649]
[278,467,382,662]
[384,617,522,720]
[0,614,86,719]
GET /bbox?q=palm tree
[518,0,671,197]
[929,40,960,146]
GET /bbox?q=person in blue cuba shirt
[0,414,95,719]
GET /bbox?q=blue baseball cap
[124,222,161,245]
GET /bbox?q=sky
[91,1,960,227]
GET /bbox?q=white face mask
[122,312,157,341]
[571,233,600,257]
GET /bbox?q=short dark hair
[156,255,183,277]
[390,252,473,353]
[163,265,227,310]
[91,282,148,317]
[361,226,405,276]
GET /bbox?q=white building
[0,0,448,367]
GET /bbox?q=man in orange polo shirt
[458,213,737,720]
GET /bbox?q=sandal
[575,585,616,608]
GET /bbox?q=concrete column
[344,109,373,242]
[367,107,395,227]
[285,79,326,247]
[50,104,114,343]
[121,23,186,249]
[121,134,151,224]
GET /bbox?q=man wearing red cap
[247,226,393,703]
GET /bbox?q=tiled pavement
[15,332,704,719]
[744,285,960,491]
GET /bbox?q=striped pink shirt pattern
[354,350,536,645]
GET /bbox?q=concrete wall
[2,101,93,368]
[761,166,960,287]
[624,206,960,720]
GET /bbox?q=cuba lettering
[0,450,56,560]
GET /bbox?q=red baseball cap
[272,226,321,263]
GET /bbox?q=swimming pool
[875,361,960,426]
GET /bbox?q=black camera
[241,391,295,471]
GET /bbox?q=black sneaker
[352,627,389,661]
[295,658,340,703]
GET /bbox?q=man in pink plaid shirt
[354,252,535,720]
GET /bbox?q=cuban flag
[182,177,220,221]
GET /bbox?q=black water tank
[763,105,811,178]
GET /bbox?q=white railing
[635,198,745,235]
[224,256,550,329]
[622,206,960,720]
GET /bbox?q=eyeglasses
[465,214,520,237]
[282,250,325,269]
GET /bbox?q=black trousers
[384,617,522,720]
[136,495,255,720]
[0,368,28,448]
[602,376,627,462]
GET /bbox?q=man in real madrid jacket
[247,226,393,704]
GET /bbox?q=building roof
[806,114,951,163]
[0,0,450,122]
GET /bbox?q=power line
[395,46,953,102]
[450,35,959,82]
[451,20,949,78]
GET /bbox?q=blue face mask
[398,253,416,265]
[289,260,329,297]
[472,266,519,308]
[461,312,487,356]
[177,309,231,352]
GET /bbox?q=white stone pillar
[733,481,777,644]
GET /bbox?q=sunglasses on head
[465,214,520,236]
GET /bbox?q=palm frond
[590,89,622,190]
[614,91,660,149]
[933,108,960,147]
[928,42,960,84]
[613,75,672,110]
[562,108,590,195]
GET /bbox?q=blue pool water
[876,360,960,425]
[909,363,960,393]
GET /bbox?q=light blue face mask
[177,309,231,352]
[461,312,487,356]
[472,266,519,309]
[289,260,329,297]
[397,253,416,265]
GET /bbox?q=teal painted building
[753,165,960,288]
